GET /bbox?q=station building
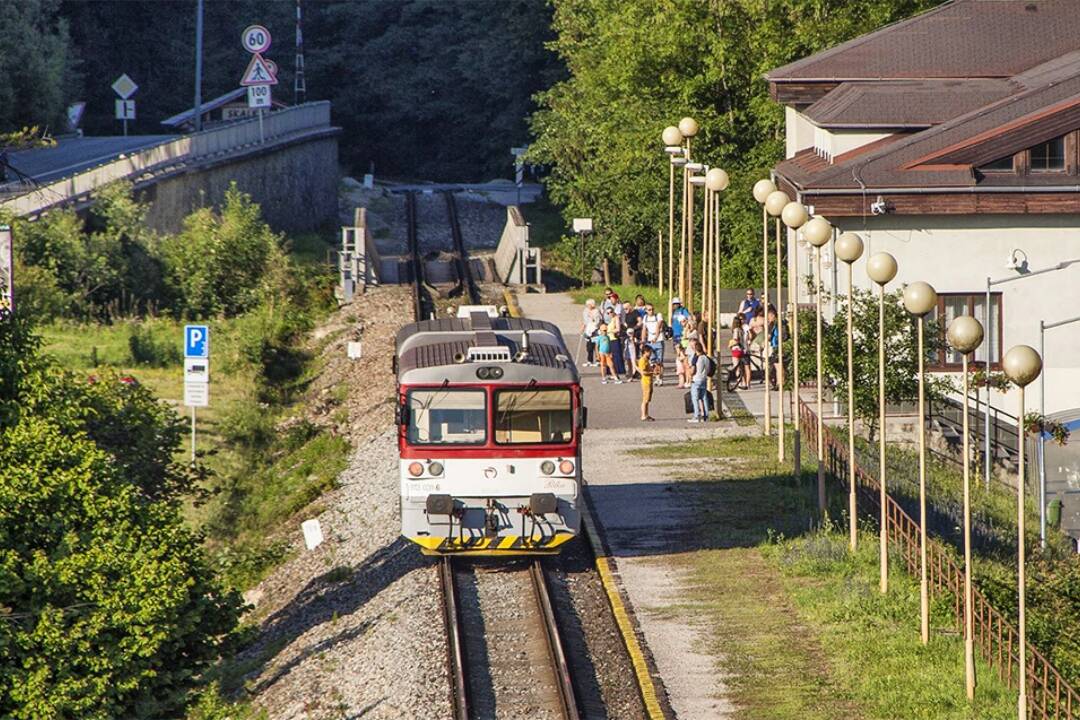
[767,0,1080,518]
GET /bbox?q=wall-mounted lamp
[1006,248,1029,273]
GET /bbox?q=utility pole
[194,0,204,131]
[294,0,307,104]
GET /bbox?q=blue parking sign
[185,325,209,358]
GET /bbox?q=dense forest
[5,0,559,181]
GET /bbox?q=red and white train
[394,309,583,555]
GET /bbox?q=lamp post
[662,125,684,301]
[690,171,706,315]
[947,315,984,700]
[706,168,730,355]
[867,252,897,594]
[678,117,699,305]
[788,207,818,484]
[755,182,779,446]
[1003,344,1042,720]
[761,190,787,437]
[1038,314,1080,547]
[983,258,1080,492]
[780,201,809,463]
[699,165,711,330]
[904,280,938,646]
[804,216,832,514]
[836,232,864,552]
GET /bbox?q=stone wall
[140,136,339,234]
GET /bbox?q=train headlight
[540,460,556,475]
[489,366,504,379]
[428,461,444,477]
[559,460,575,475]
[407,462,424,477]
[476,367,491,379]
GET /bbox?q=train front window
[407,389,487,445]
[495,389,573,445]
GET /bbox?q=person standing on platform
[638,344,658,421]
[642,302,666,385]
[622,300,640,381]
[689,340,712,423]
[670,297,691,356]
[581,299,601,367]
[605,307,626,377]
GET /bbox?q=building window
[1030,136,1066,172]
[978,155,1013,172]
[929,292,1002,370]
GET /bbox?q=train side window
[407,389,487,445]
[494,389,573,444]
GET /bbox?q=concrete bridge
[1,102,340,233]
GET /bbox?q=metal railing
[1,102,333,219]
[800,399,1080,718]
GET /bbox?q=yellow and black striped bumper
[410,532,576,556]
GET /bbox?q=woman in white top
[581,299,602,366]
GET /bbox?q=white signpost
[573,218,593,288]
[184,325,210,461]
[0,225,12,321]
[111,73,138,136]
[240,26,276,144]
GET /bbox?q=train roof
[396,313,578,385]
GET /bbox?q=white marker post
[184,325,210,461]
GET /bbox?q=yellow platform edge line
[503,287,523,318]
[510,291,665,719]
[581,504,666,719]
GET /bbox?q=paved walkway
[516,291,758,718]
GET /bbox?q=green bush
[0,417,242,718]
[127,321,182,367]
[161,185,286,319]
[12,258,71,322]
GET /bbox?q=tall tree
[530,0,941,284]
[0,0,73,133]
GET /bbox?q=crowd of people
[579,287,782,422]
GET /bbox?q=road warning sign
[240,53,278,86]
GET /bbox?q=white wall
[785,106,817,159]
[786,213,1080,416]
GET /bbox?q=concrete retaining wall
[141,136,339,234]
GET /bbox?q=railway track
[442,558,582,720]
[405,191,436,321]
[444,191,482,306]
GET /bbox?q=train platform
[515,290,757,717]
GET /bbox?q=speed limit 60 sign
[248,85,271,108]
[242,25,271,54]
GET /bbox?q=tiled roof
[804,80,1015,129]
[768,0,1080,83]
[776,73,1080,190]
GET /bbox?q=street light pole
[836,233,864,552]
[193,0,204,132]
[948,315,984,700]
[678,117,699,306]
[779,201,809,464]
[904,281,938,646]
[1038,313,1080,547]
[1003,344,1042,720]
[804,216,831,511]
[867,252,897,593]
[983,258,1080,491]
[662,125,684,304]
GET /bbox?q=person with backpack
[688,339,714,423]
[641,302,666,385]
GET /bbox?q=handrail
[800,399,1080,718]
[0,102,333,219]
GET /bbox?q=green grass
[37,310,351,590]
[634,433,1016,719]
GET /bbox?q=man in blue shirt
[670,297,691,352]
[737,288,761,330]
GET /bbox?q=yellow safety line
[580,504,666,720]
[503,287,523,318]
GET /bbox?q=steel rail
[406,191,434,321]
[530,560,582,720]
[441,557,469,720]
[443,191,481,305]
